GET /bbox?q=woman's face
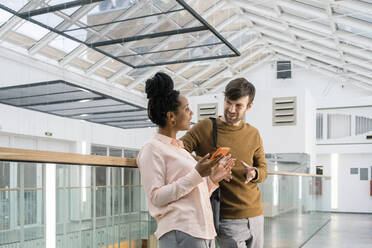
[174,95,193,131]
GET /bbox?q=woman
[137,72,235,248]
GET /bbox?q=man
[181,78,268,248]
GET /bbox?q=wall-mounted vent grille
[316,113,323,140]
[198,103,218,121]
[272,97,296,126]
[355,116,372,135]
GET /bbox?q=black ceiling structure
[0,81,154,129]
[0,0,240,68]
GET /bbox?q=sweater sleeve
[251,133,268,183]
[180,119,210,153]
[137,144,204,208]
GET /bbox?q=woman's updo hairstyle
[145,72,180,127]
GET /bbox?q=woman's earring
[172,120,176,126]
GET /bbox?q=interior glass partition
[261,174,331,247]
[0,160,156,248]
[0,150,330,248]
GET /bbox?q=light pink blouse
[137,133,218,239]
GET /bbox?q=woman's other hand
[195,153,223,177]
[210,154,236,183]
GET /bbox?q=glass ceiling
[0,80,155,129]
[0,0,240,68]
[0,0,371,105]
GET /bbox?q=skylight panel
[49,35,80,53]
[32,12,64,28]
[15,21,49,41]
[0,0,28,12]
[0,8,12,26]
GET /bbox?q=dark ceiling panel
[0,80,154,129]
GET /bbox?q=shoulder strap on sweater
[209,117,217,149]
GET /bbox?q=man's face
[223,96,252,124]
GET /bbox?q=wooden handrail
[268,170,331,178]
[0,147,330,178]
[0,147,136,167]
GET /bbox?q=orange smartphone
[210,147,230,160]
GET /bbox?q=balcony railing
[0,147,331,248]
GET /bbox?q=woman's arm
[137,144,204,208]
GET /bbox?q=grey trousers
[159,230,213,248]
[217,215,264,248]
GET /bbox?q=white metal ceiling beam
[273,49,372,91]
[176,34,260,91]
[86,0,217,76]
[240,11,372,76]
[59,1,146,66]
[270,42,372,79]
[0,0,43,38]
[264,32,372,74]
[84,0,192,76]
[127,13,239,90]
[105,0,224,85]
[28,3,98,55]
[186,46,268,96]
[335,0,372,17]
[207,54,274,95]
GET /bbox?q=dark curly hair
[145,72,180,128]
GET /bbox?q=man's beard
[224,111,241,124]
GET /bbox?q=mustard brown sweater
[181,117,268,219]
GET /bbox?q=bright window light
[273,164,279,206]
[331,153,339,209]
[45,163,56,248]
[15,22,49,41]
[49,35,80,53]
[0,9,12,25]
[81,141,88,202]
[299,176,302,200]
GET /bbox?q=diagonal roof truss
[0,0,371,101]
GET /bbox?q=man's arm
[251,134,268,183]
[181,118,211,154]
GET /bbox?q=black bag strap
[209,117,218,149]
[209,117,221,231]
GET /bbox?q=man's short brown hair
[224,78,256,104]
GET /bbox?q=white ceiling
[0,0,371,99]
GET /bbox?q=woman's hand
[195,153,224,177]
[210,155,236,183]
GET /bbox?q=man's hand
[242,161,257,184]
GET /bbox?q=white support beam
[103,0,222,83]
[59,1,146,66]
[0,0,43,38]
[176,29,258,91]
[186,46,269,96]
[207,55,274,95]
[274,51,372,91]
[28,3,98,55]
[85,0,210,76]
[127,13,239,90]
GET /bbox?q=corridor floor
[302,213,372,248]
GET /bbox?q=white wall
[188,88,315,155]
[242,62,372,103]
[0,102,156,152]
[317,153,372,213]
